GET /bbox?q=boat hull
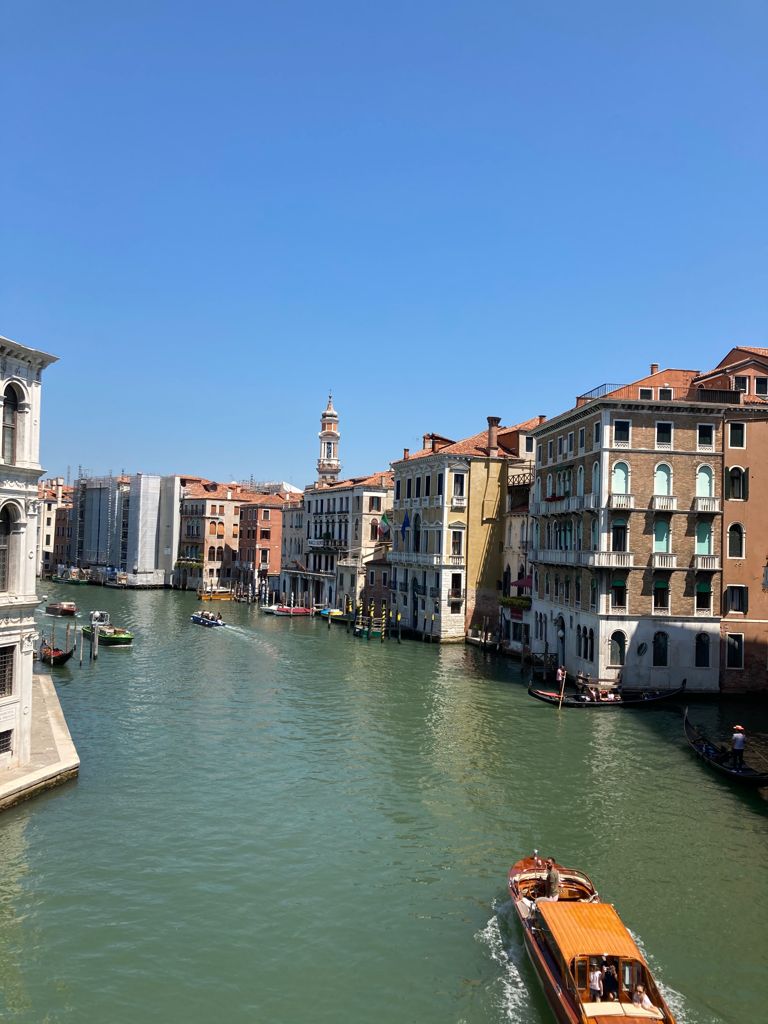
[39,646,75,666]
[82,626,133,646]
[190,615,226,628]
[683,709,768,786]
[46,603,78,616]
[528,681,686,709]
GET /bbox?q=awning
[653,579,669,589]
[511,575,532,589]
[696,582,711,593]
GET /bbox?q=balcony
[413,583,426,596]
[529,548,580,565]
[583,551,634,569]
[694,555,720,571]
[652,495,677,511]
[608,493,634,510]
[389,551,440,566]
[652,553,677,570]
[450,494,467,509]
[398,581,408,592]
[695,604,713,617]
[448,588,465,602]
[694,496,720,513]
[307,538,347,551]
[428,586,439,598]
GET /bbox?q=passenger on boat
[588,962,603,1002]
[732,725,746,770]
[632,985,654,1010]
[538,858,560,902]
[602,961,619,1001]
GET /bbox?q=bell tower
[317,393,341,484]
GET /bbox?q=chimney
[422,433,431,450]
[403,448,409,460]
[538,414,547,425]
[650,363,659,375]
[487,416,501,457]
[432,437,439,453]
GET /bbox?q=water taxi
[190,611,226,628]
[45,601,78,616]
[508,854,675,1023]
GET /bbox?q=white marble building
[0,335,58,769]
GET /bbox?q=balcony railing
[307,538,347,550]
[695,604,713,616]
[608,493,634,509]
[694,496,721,513]
[652,552,677,570]
[448,588,465,602]
[694,555,720,571]
[398,581,408,592]
[450,494,467,509]
[583,551,634,569]
[413,583,426,596]
[652,495,677,511]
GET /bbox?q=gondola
[528,678,686,709]
[683,709,768,787]
[38,644,75,666]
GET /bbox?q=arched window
[2,385,19,465]
[577,465,584,496]
[209,522,216,536]
[695,633,710,668]
[546,473,553,498]
[590,518,598,550]
[574,576,581,606]
[727,467,747,500]
[653,519,670,553]
[696,465,714,498]
[535,477,541,502]
[728,523,745,559]
[412,515,420,552]
[545,573,550,597]
[216,522,225,538]
[216,546,224,560]
[370,518,379,542]
[0,506,10,591]
[207,545,215,561]
[576,626,582,657]
[609,631,626,666]
[654,463,672,496]
[611,461,629,494]
[592,461,600,497]
[652,631,669,667]
[590,579,597,611]
[588,629,595,662]
[695,521,712,556]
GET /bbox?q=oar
[558,670,566,710]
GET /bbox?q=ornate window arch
[609,630,626,666]
[1,383,21,466]
[207,545,215,561]
[654,463,672,496]
[611,461,630,495]
[696,464,714,498]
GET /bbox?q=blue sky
[2,1,766,486]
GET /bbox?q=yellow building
[388,417,538,641]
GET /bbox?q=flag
[378,512,391,538]
[401,510,410,540]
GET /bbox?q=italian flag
[379,513,391,537]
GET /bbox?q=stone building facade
[235,494,286,599]
[529,355,768,692]
[0,335,58,770]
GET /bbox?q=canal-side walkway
[0,672,79,812]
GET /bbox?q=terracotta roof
[602,369,700,399]
[537,902,643,963]
[239,493,288,508]
[181,481,260,500]
[316,471,393,490]
[715,346,768,368]
[397,418,538,463]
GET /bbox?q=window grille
[0,646,13,697]
[0,729,12,754]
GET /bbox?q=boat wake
[221,625,282,660]
[476,899,537,1023]
[629,929,725,1024]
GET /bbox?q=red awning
[511,575,532,589]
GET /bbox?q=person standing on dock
[731,725,746,770]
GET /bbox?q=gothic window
[2,385,19,465]
[207,546,215,561]
[609,631,626,666]
[728,524,745,559]
[652,631,669,667]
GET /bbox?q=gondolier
[731,725,746,770]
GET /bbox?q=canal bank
[0,671,79,811]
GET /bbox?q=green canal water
[1,585,766,1023]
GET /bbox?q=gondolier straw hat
[733,724,745,731]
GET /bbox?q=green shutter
[724,467,731,499]
[696,582,711,593]
[654,579,669,589]
[743,469,749,501]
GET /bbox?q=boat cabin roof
[537,902,643,962]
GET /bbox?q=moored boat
[528,679,686,709]
[38,643,75,666]
[191,612,226,628]
[45,601,78,616]
[81,610,134,646]
[683,709,768,787]
[508,853,676,1023]
[272,605,312,616]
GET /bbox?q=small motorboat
[508,852,676,1023]
[191,612,226,628]
[528,679,686,709]
[38,643,75,666]
[683,709,768,787]
[82,610,134,646]
[272,606,312,616]
[46,601,78,616]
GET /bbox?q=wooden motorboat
[82,610,134,646]
[191,612,226,628]
[38,644,75,666]
[508,853,676,1024]
[683,709,768,787]
[46,601,78,616]
[528,680,686,709]
[272,605,312,617]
